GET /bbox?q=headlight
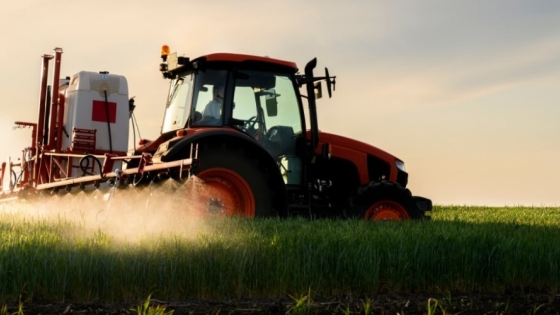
[395,160,406,172]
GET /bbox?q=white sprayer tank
[63,71,129,154]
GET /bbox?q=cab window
[191,70,228,126]
[232,71,303,158]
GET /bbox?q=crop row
[0,205,559,303]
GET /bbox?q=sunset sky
[1,0,559,206]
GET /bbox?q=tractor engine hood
[315,131,407,186]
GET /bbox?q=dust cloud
[0,177,217,244]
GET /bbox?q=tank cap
[99,71,109,74]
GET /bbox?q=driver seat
[267,126,295,156]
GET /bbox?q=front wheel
[347,181,424,221]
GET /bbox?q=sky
[0,0,559,206]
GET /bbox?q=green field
[1,205,560,313]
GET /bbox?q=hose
[10,169,17,189]
[79,154,106,180]
[104,89,113,154]
[130,110,136,152]
[127,98,142,145]
[132,172,144,186]
[8,162,28,188]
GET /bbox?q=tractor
[138,45,431,219]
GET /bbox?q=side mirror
[265,89,278,117]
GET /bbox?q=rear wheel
[187,143,277,218]
[348,181,423,221]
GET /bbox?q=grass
[130,294,174,315]
[0,205,559,304]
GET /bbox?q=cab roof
[196,53,298,70]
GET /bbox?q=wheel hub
[365,200,410,221]
[205,197,225,215]
[187,168,256,217]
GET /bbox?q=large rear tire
[347,181,424,221]
[187,143,277,218]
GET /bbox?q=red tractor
[0,46,431,220]
[137,46,431,220]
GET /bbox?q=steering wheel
[243,116,264,137]
[243,116,258,129]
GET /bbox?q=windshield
[161,75,193,133]
[162,69,228,132]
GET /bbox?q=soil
[4,293,560,314]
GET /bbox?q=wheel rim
[191,168,256,217]
[364,200,410,221]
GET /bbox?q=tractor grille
[367,155,390,183]
[396,170,408,188]
[367,155,408,188]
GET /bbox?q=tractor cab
[158,49,311,186]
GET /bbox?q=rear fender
[159,130,289,214]
[159,130,257,162]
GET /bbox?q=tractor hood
[315,131,407,186]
